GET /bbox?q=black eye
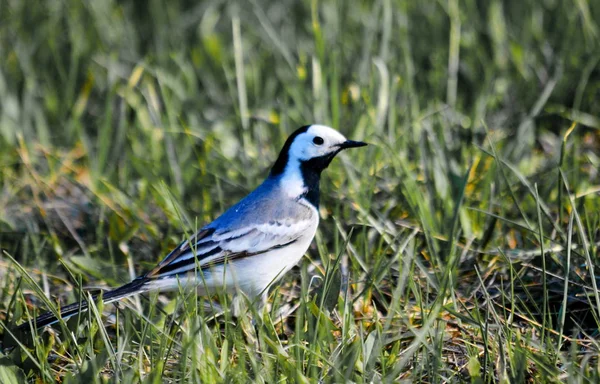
[313,136,324,145]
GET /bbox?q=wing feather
[145,228,214,278]
[145,219,312,280]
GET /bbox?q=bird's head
[270,125,367,177]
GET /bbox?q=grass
[0,0,599,382]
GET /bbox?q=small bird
[20,125,367,330]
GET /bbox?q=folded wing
[144,219,313,280]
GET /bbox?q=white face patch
[287,125,348,162]
[277,125,349,199]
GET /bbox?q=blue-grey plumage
[207,176,316,233]
[18,124,367,330]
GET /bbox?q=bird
[19,124,367,330]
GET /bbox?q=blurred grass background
[0,0,599,382]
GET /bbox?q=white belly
[219,229,317,297]
[146,218,318,299]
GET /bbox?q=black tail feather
[18,279,147,331]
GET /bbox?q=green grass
[1,0,600,382]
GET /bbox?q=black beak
[338,140,368,150]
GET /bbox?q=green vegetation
[1,0,599,382]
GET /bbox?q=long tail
[18,278,148,331]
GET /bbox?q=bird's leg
[232,294,259,346]
[250,290,272,346]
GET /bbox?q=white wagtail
[20,124,367,329]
